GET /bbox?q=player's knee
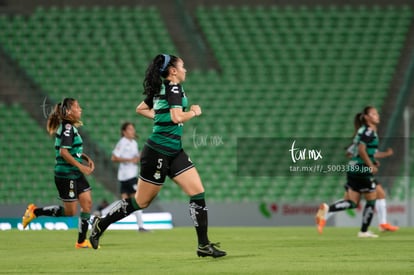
[136,200,150,209]
[64,208,77,216]
[135,195,152,209]
[80,200,92,213]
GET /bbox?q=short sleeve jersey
[54,121,83,179]
[112,137,139,181]
[144,80,188,156]
[347,125,378,176]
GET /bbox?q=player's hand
[88,159,95,171]
[190,105,202,116]
[130,157,140,164]
[81,154,95,175]
[369,165,378,175]
[79,164,94,175]
[385,148,393,157]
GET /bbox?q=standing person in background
[317,111,398,234]
[111,122,148,232]
[22,98,95,248]
[89,54,226,258]
[316,106,385,238]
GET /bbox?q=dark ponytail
[46,98,80,135]
[143,54,178,97]
[351,112,363,136]
[46,103,63,135]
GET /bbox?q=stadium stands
[0,4,412,203]
[191,4,412,202]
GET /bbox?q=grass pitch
[1,227,413,274]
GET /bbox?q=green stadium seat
[0,4,412,202]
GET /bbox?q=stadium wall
[0,201,411,227]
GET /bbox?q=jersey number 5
[157,158,163,169]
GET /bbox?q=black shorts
[54,174,91,202]
[343,178,378,191]
[139,145,194,185]
[345,174,376,193]
[120,177,138,195]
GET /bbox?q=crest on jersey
[153,170,161,180]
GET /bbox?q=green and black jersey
[54,121,83,179]
[144,80,188,156]
[347,125,378,177]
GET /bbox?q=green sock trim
[190,192,205,200]
[80,212,90,219]
[130,198,142,210]
[349,201,358,208]
[366,200,376,206]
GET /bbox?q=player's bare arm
[136,101,155,119]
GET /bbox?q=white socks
[376,199,387,224]
[325,212,334,221]
[326,199,388,225]
[134,210,144,228]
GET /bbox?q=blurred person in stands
[22,98,95,248]
[89,54,226,258]
[316,111,398,234]
[316,106,395,238]
[110,121,148,232]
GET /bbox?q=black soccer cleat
[197,242,227,258]
[89,216,102,250]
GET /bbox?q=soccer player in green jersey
[89,54,226,258]
[316,106,386,238]
[22,98,95,248]
[316,111,398,234]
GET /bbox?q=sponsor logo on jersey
[171,86,179,94]
[64,124,72,137]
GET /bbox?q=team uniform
[112,137,139,194]
[346,125,378,193]
[140,80,194,185]
[89,58,227,256]
[316,124,379,236]
[111,135,147,231]
[23,117,93,248]
[54,121,91,201]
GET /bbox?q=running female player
[89,54,226,257]
[22,98,95,248]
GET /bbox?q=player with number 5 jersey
[89,54,226,258]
